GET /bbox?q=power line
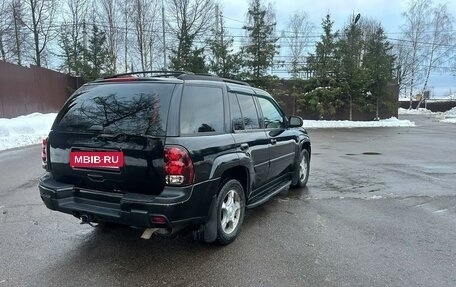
[49,21,455,52]
[221,15,245,24]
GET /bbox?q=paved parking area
[0,115,455,286]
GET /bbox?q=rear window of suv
[55,83,175,136]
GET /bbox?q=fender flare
[299,138,311,157]
[209,152,254,185]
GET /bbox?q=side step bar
[246,180,291,209]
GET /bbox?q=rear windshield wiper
[96,132,145,140]
[88,125,145,140]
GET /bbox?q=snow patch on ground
[302,117,415,129]
[439,107,456,124]
[441,118,456,124]
[443,107,456,117]
[0,113,57,151]
[398,107,456,124]
[398,108,436,115]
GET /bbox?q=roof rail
[103,70,194,79]
[102,71,250,87]
[177,74,250,86]
[221,78,250,86]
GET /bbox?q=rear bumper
[39,174,219,229]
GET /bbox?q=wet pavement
[0,115,455,286]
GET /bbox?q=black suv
[38,71,311,244]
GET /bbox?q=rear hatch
[48,81,176,195]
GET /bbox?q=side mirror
[288,116,303,128]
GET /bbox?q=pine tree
[169,30,208,73]
[300,14,343,118]
[336,16,365,120]
[363,26,395,119]
[61,24,111,81]
[242,0,279,81]
[207,12,241,78]
[59,26,78,74]
[86,25,113,78]
[307,14,338,84]
[166,0,215,73]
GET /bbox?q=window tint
[56,83,174,136]
[257,97,284,129]
[236,94,260,129]
[180,86,224,134]
[228,93,244,130]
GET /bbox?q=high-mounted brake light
[41,138,47,169]
[164,146,194,185]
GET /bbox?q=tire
[291,149,310,188]
[215,179,246,245]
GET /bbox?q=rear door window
[180,86,224,134]
[55,83,175,136]
[228,93,244,130]
[236,94,260,129]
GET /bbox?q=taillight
[164,146,194,185]
[150,215,167,225]
[41,138,47,169]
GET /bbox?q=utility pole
[220,10,225,77]
[124,2,129,72]
[215,4,219,35]
[12,2,22,66]
[215,4,219,67]
[162,0,167,70]
[150,39,153,70]
[82,21,88,63]
[349,13,361,121]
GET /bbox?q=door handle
[270,138,277,145]
[240,143,249,151]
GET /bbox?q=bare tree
[394,42,412,96]
[10,0,25,65]
[130,0,158,71]
[286,11,314,79]
[421,3,455,95]
[166,0,215,71]
[23,0,56,66]
[98,0,121,73]
[0,0,29,65]
[0,0,7,61]
[360,17,380,41]
[59,0,89,73]
[400,0,430,108]
[120,0,130,72]
[1,0,20,63]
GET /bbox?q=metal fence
[400,100,456,112]
[265,81,400,120]
[0,61,83,118]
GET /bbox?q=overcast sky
[218,0,456,97]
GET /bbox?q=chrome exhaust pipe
[80,214,97,227]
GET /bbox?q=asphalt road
[0,115,455,287]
